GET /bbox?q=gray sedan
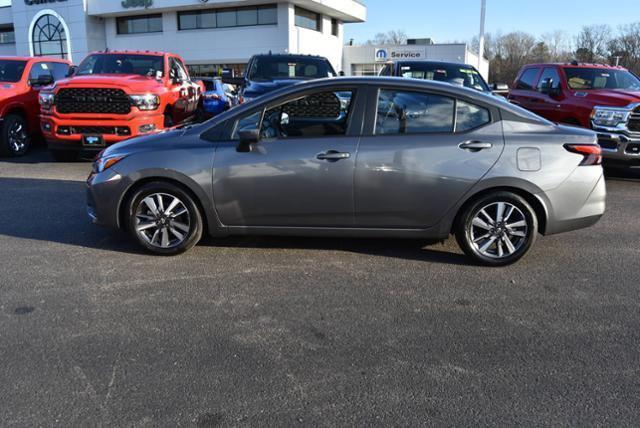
[87,77,606,266]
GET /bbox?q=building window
[117,14,163,35]
[178,5,277,31]
[295,7,321,32]
[32,14,68,59]
[187,63,246,78]
[0,26,15,45]
[351,63,386,76]
[331,19,340,37]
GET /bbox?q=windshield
[564,68,640,91]
[398,63,490,92]
[0,60,27,83]
[248,57,336,81]
[77,54,164,77]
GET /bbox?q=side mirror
[539,78,562,97]
[491,83,509,95]
[30,74,54,87]
[66,66,78,78]
[236,129,260,152]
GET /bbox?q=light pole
[478,0,486,70]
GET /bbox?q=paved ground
[1,149,639,426]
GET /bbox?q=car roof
[88,50,169,57]
[523,62,628,71]
[0,56,70,63]
[253,53,329,60]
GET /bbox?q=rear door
[508,67,542,113]
[354,86,504,228]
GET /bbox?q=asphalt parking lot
[1,149,639,426]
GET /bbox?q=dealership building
[343,40,490,80]
[0,0,366,76]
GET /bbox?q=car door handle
[317,150,351,162]
[459,141,493,151]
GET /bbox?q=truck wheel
[0,114,30,157]
[51,149,78,162]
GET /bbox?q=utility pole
[478,0,486,70]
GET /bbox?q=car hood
[53,74,165,93]
[572,89,640,107]
[102,128,186,158]
[244,78,306,96]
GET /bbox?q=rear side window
[516,68,540,90]
[375,89,455,135]
[456,100,491,132]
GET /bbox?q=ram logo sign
[375,49,388,62]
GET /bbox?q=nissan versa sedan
[87,77,606,266]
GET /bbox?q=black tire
[455,191,538,266]
[51,149,78,162]
[126,181,203,255]
[0,114,31,157]
[164,111,174,128]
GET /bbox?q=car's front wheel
[126,182,203,255]
[0,114,31,157]
[455,192,538,266]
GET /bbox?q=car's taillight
[564,144,602,166]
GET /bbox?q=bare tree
[608,23,640,73]
[541,30,572,62]
[367,30,408,45]
[575,25,611,63]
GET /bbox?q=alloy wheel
[469,202,529,259]
[135,193,191,249]
[8,121,29,155]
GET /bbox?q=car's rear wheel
[455,192,538,266]
[51,149,78,162]
[0,114,30,157]
[126,182,203,255]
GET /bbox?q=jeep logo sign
[122,0,153,8]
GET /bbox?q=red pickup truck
[0,56,71,157]
[40,51,203,161]
[508,62,640,168]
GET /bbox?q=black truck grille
[56,88,131,114]
[628,114,640,133]
[72,126,130,135]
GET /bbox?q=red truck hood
[53,74,165,93]
[574,89,640,107]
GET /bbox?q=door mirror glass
[237,129,260,152]
[66,65,78,78]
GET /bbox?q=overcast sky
[345,0,640,44]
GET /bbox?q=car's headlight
[39,92,55,111]
[93,154,126,174]
[130,94,160,111]
[591,107,631,127]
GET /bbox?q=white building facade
[344,43,490,80]
[0,0,366,75]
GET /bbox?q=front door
[212,89,361,227]
[355,88,504,228]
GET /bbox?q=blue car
[197,78,237,118]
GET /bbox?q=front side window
[77,54,164,77]
[170,57,189,81]
[564,67,640,91]
[116,14,163,35]
[537,67,561,91]
[516,68,540,90]
[0,60,27,83]
[295,7,321,32]
[29,62,52,81]
[232,110,263,140]
[376,90,455,135]
[261,90,354,139]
